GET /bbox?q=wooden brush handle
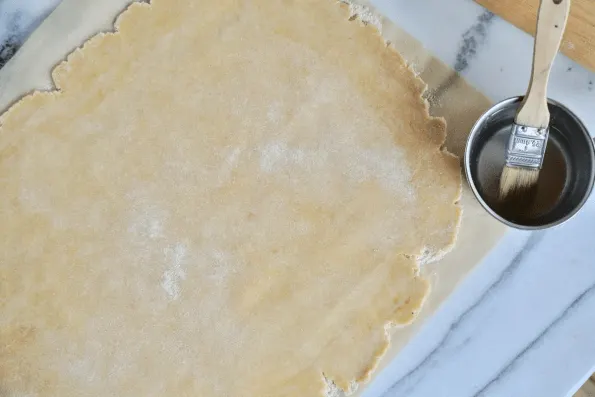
[516,0,571,128]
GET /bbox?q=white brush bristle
[499,166,540,199]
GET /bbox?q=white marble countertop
[1,0,594,396]
[364,1,595,397]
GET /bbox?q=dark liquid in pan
[476,131,568,224]
[492,143,567,223]
[470,100,593,228]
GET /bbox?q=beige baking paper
[0,0,507,396]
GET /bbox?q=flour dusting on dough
[206,249,237,284]
[562,40,575,51]
[0,0,462,395]
[161,242,188,301]
[127,191,167,241]
[218,146,243,185]
[258,140,415,199]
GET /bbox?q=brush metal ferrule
[505,124,549,169]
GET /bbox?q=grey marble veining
[453,10,495,73]
[0,0,61,68]
[365,0,595,396]
[382,232,547,396]
[363,199,595,397]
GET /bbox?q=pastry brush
[499,0,571,199]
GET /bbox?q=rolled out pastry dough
[0,0,461,395]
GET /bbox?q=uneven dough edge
[338,10,463,388]
[341,2,463,263]
[0,0,463,260]
[0,1,462,396]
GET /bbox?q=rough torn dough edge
[338,0,463,261]
[318,3,463,395]
[0,1,462,396]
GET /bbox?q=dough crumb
[339,0,382,31]
[322,374,358,397]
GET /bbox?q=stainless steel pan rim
[464,96,595,230]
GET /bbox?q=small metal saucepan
[464,96,595,230]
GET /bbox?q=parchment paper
[0,0,507,394]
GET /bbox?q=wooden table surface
[476,0,595,72]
